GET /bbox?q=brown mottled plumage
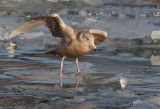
[10,13,108,87]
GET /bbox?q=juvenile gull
[10,13,108,87]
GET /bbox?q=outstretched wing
[89,29,108,45]
[10,13,73,38]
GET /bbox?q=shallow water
[0,0,160,109]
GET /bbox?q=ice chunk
[44,35,60,50]
[127,100,160,109]
[132,100,146,105]
[83,0,105,6]
[140,14,146,17]
[151,30,160,40]
[79,10,88,17]
[65,96,86,103]
[73,96,86,102]
[71,21,79,26]
[61,0,70,1]
[67,87,85,93]
[117,91,135,98]
[151,55,160,66]
[83,17,97,27]
[54,84,61,90]
[59,8,69,16]
[51,97,60,101]
[0,27,10,40]
[119,13,126,20]
[20,31,44,39]
[149,97,160,106]
[64,62,95,73]
[46,0,58,2]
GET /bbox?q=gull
[10,13,108,87]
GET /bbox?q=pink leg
[76,77,80,88]
[60,56,66,87]
[75,58,89,75]
[75,58,81,74]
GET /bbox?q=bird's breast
[56,40,91,58]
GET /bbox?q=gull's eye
[86,38,89,40]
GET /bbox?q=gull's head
[78,31,96,51]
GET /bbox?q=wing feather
[10,19,45,37]
[10,13,72,38]
[89,29,108,45]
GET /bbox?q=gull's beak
[90,42,97,52]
